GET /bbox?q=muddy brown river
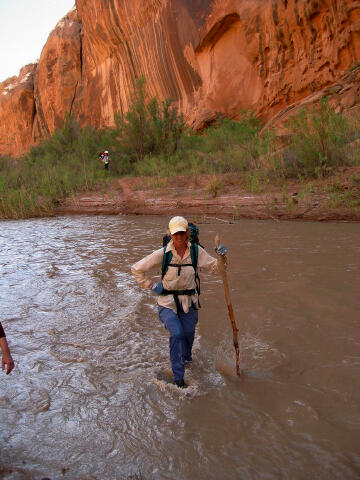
[0,215,359,480]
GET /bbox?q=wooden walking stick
[215,234,243,377]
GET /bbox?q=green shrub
[113,77,185,164]
[286,98,357,177]
[205,176,224,198]
[193,114,262,160]
[169,113,270,175]
[0,116,112,219]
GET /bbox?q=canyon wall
[1,0,360,157]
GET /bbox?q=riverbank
[2,95,360,222]
[56,168,360,222]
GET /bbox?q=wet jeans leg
[158,306,198,382]
[179,308,198,362]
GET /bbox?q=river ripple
[0,215,359,480]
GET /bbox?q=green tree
[114,77,184,164]
[287,97,355,177]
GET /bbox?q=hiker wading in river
[131,216,227,388]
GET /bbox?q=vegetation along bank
[1,79,359,222]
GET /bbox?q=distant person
[131,216,227,388]
[99,150,110,170]
[0,322,14,375]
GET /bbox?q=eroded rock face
[33,7,82,142]
[184,0,360,126]
[0,64,36,156]
[75,0,360,128]
[0,7,81,157]
[74,0,205,127]
[1,0,360,157]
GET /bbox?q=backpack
[161,222,202,308]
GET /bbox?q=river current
[0,215,359,480]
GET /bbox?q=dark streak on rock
[272,1,279,26]
[256,15,266,79]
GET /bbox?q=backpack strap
[190,243,201,306]
[161,246,173,279]
[190,243,198,270]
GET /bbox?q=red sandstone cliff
[0,7,81,156]
[32,7,82,142]
[0,64,36,155]
[1,0,360,157]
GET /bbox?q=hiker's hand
[151,282,163,295]
[1,351,14,375]
[215,244,227,256]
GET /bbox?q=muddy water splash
[0,216,359,480]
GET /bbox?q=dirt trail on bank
[56,171,360,222]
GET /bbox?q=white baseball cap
[168,216,188,235]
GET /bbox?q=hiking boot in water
[174,379,187,388]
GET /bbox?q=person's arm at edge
[197,245,225,274]
[0,322,14,375]
[131,248,164,289]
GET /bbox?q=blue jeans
[158,306,198,382]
